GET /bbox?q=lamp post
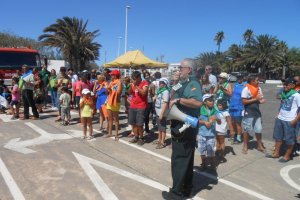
[117,36,122,57]
[125,5,131,53]
[124,5,131,76]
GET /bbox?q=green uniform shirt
[173,75,202,118]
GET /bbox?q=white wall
[47,60,68,73]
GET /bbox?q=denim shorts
[273,118,296,145]
[156,116,167,132]
[128,108,145,126]
[197,135,215,157]
[242,117,262,134]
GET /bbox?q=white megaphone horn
[167,104,198,128]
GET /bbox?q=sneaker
[129,137,139,143]
[137,139,145,146]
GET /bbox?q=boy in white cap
[197,94,219,171]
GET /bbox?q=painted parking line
[280,164,300,191]
[73,152,204,200]
[0,158,25,200]
[114,137,274,200]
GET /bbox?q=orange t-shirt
[107,79,122,106]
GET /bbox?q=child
[80,88,94,140]
[198,94,218,171]
[94,74,108,132]
[154,78,170,149]
[215,99,234,162]
[10,77,20,120]
[266,78,300,162]
[59,87,71,125]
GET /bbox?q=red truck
[0,47,44,85]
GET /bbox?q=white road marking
[73,152,204,200]
[0,158,25,200]
[116,137,274,200]
[280,164,300,191]
[0,113,14,122]
[4,123,82,154]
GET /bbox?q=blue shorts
[231,116,243,123]
[10,100,19,106]
[242,117,262,134]
[197,135,215,157]
[273,118,296,145]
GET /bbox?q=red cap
[110,70,120,76]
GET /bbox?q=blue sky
[1,0,300,65]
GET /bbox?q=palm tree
[38,17,101,73]
[243,29,254,45]
[214,31,225,52]
[225,44,244,72]
[242,34,280,77]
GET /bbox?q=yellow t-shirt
[80,99,93,118]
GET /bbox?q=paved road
[0,84,299,200]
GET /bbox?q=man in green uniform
[162,58,202,200]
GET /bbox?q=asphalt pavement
[0,83,299,200]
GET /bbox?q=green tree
[242,34,279,77]
[38,17,101,73]
[214,31,225,52]
[243,29,254,45]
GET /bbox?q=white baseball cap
[202,94,214,101]
[159,77,169,85]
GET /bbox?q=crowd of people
[0,60,299,200]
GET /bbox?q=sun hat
[159,77,169,85]
[202,94,214,101]
[218,72,229,79]
[82,88,91,95]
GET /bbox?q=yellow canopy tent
[103,50,168,69]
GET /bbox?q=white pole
[124,5,131,53]
[117,36,122,57]
[124,5,131,76]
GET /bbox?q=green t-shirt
[173,75,202,118]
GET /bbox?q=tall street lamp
[117,36,122,57]
[124,5,131,53]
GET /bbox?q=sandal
[152,140,160,145]
[156,143,166,149]
[265,154,280,159]
[241,149,248,154]
[128,132,134,137]
[87,136,94,140]
[114,136,119,141]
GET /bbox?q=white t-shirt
[155,90,169,117]
[216,110,230,134]
[278,93,300,121]
[241,86,263,99]
[209,74,217,86]
[59,93,71,108]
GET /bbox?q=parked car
[229,72,248,82]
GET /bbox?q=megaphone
[167,104,198,128]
